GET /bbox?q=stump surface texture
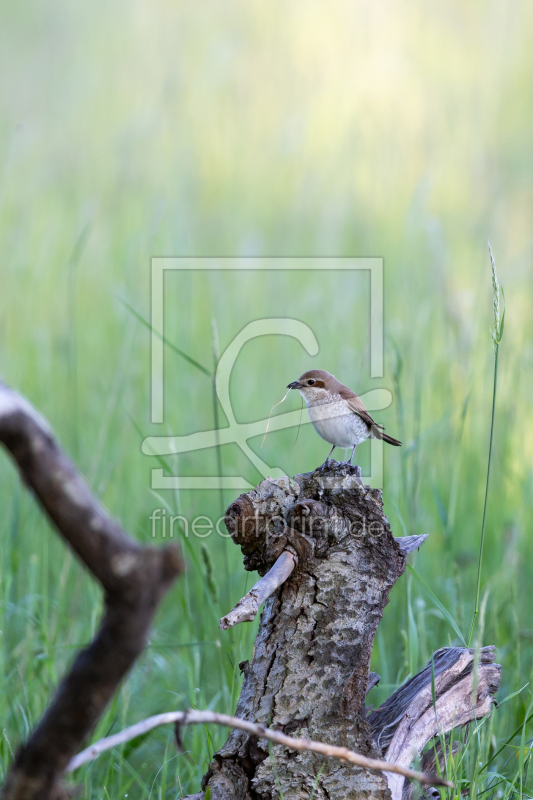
[203,464,406,800]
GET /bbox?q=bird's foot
[342,461,362,478]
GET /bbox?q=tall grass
[468,243,505,648]
[1,2,533,797]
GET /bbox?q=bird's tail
[374,428,402,446]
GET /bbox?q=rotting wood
[369,647,501,800]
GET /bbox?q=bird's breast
[307,399,370,448]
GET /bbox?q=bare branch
[0,381,182,799]
[220,549,296,629]
[66,709,453,788]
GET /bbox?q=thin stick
[220,550,296,629]
[294,397,304,444]
[261,388,291,446]
[66,709,453,788]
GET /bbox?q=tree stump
[203,463,426,799]
[199,463,501,800]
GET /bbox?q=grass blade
[119,298,211,376]
[407,564,466,646]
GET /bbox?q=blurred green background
[1,1,533,796]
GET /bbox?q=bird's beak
[287,381,300,390]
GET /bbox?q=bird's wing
[338,386,385,431]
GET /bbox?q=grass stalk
[468,243,505,647]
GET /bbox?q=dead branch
[66,709,452,788]
[220,550,297,629]
[0,381,182,800]
[369,646,501,800]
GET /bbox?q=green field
[1,1,533,796]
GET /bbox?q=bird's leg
[320,444,336,469]
[345,444,362,478]
[347,444,357,465]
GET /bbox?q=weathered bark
[369,646,501,800]
[0,382,182,799]
[203,463,414,800]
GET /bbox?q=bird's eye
[307,379,315,385]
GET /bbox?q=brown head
[287,370,341,403]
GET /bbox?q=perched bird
[287,369,401,466]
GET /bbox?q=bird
[287,369,401,467]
